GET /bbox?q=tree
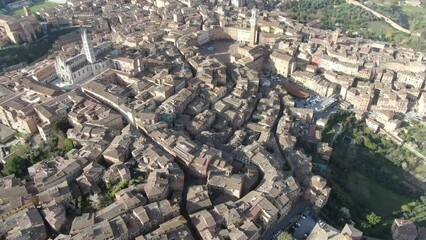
[385,30,394,42]
[110,179,129,197]
[106,181,112,190]
[339,207,351,220]
[88,193,100,209]
[3,156,30,178]
[401,204,412,212]
[366,212,382,226]
[28,147,43,164]
[63,138,74,153]
[53,121,72,136]
[277,232,292,240]
[47,135,58,151]
[77,196,84,209]
[399,195,426,223]
[10,143,31,155]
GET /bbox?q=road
[403,143,426,161]
[261,201,309,240]
[330,124,345,148]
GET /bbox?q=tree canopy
[366,212,382,226]
[3,156,30,178]
[63,139,74,153]
[399,195,426,226]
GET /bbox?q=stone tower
[249,8,259,45]
[82,29,96,64]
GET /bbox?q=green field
[10,1,58,16]
[364,21,414,45]
[366,21,394,36]
[322,141,419,236]
[346,171,411,219]
[319,111,425,238]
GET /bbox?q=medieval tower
[249,9,259,45]
[82,29,96,64]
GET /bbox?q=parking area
[295,93,320,108]
[288,213,318,240]
[262,202,309,240]
[295,93,340,119]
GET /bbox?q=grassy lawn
[322,140,419,238]
[320,111,424,238]
[401,5,426,31]
[0,28,77,68]
[367,21,394,35]
[412,162,426,180]
[364,21,426,50]
[346,171,411,219]
[402,5,426,14]
[10,2,58,16]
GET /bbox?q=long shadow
[179,170,206,240]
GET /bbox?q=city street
[291,214,317,240]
